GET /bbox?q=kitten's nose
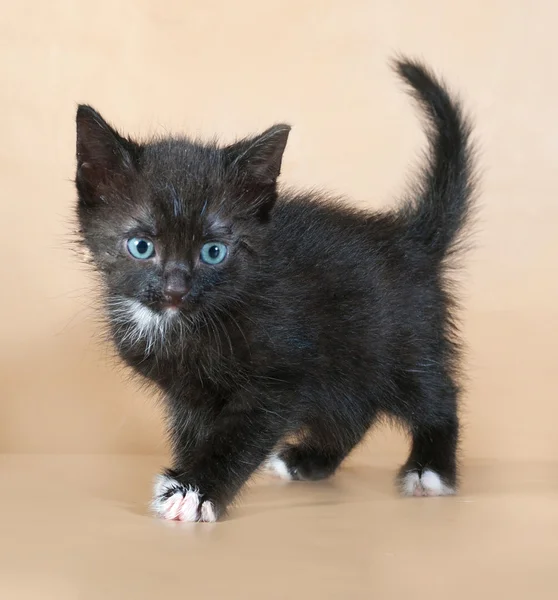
[163,271,189,307]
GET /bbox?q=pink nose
[163,287,188,307]
[163,271,189,307]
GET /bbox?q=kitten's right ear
[224,124,291,187]
[75,105,141,201]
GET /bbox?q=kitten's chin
[114,298,181,327]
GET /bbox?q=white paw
[400,469,455,497]
[264,454,292,481]
[151,474,217,522]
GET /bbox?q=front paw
[151,472,219,522]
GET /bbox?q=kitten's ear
[225,124,291,186]
[75,105,141,201]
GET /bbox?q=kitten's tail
[394,58,476,260]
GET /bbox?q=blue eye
[200,242,228,265]
[127,237,155,260]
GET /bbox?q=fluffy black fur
[75,58,476,521]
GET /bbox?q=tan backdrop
[1,0,556,462]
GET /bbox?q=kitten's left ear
[225,124,291,186]
[75,105,142,202]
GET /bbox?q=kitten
[75,58,476,522]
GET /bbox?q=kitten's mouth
[156,301,198,317]
[156,295,200,315]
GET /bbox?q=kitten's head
[75,105,290,345]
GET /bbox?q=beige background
[2,0,556,460]
[1,2,557,598]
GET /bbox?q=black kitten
[75,58,475,522]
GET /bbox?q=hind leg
[266,442,346,481]
[397,417,458,496]
[397,364,459,497]
[265,411,376,481]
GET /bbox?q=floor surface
[0,454,556,599]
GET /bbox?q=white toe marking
[420,470,453,494]
[401,471,421,496]
[401,469,455,497]
[152,473,207,521]
[200,501,217,523]
[151,474,182,517]
[265,454,292,481]
[162,492,183,520]
[177,490,201,522]
[153,473,177,498]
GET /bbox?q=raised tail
[394,58,476,260]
